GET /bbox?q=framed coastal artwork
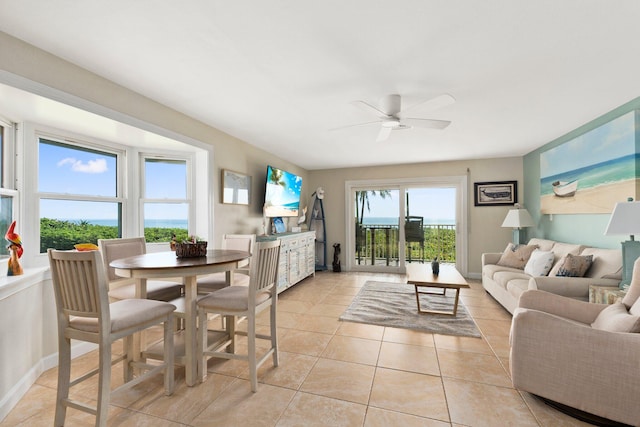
[474,181,517,206]
[221,169,250,205]
[540,111,638,214]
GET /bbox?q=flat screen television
[264,165,302,217]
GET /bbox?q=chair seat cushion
[197,272,251,293]
[197,285,270,311]
[108,280,183,301]
[70,299,176,333]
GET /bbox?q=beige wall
[308,156,523,275]
[0,31,307,244]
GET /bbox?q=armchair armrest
[518,290,606,324]
[528,276,621,299]
[481,252,502,267]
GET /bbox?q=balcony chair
[98,237,183,302]
[197,239,281,392]
[405,215,425,263]
[196,234,256,294]
[510,258,640,426]
[48,249,176,427]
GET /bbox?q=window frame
[139,153,194,245]
[35,133,125,254]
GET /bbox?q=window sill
[0,267,49,301]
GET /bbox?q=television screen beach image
[264,165,302,217]
[540,111,639,214]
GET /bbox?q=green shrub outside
[39,218,189,252]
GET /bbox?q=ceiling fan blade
[351,100,390,119]
[401,118,451,130]
[376,126,392,142]
[329,120,381,131]
[398,93,455,118]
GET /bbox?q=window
[142,156,190,243]
[38,138,122,252]
[0,119,17,259]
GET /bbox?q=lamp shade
[604,201,640,238]
[501,207,534,228]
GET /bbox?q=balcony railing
[355,223,456,266]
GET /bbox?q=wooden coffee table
[406,263,470,316]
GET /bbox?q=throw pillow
[496,243,538,270]
[524,249,555,276]
[551,253,593,277]
[591,302,640,333]
[548,253,592,277]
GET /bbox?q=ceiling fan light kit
[343,93,455,142]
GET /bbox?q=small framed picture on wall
[474,181,517,206]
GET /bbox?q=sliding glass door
[346,176,467,274]
[354,188,400,269]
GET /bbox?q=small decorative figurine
[5,221,23,276]
[332,243,341,272]
[431,256,440,276]
[298,206,307,225]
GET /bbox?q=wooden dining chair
[48,249,176,427]
[196,234,256,294]
[98,237,183,301]
[197,239,280,391]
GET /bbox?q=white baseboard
[0,341,97,422]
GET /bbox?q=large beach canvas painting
[540,111,639,214]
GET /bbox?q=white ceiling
[2,1,640,170]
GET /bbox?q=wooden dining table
[110,249,251,386]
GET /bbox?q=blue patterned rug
[339,281,481,338]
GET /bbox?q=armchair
[510,259,640,425]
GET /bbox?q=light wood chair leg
[198,311,208,383]
[270,302,279,367]
[54,336,71,427]
[96,343,112,427]
[123,335,134,382]
[164,315,175,395]
[248,313,257,392]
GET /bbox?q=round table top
[109,249,250,271]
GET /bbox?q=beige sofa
[482,238,622,314]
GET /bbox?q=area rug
[339,281,481,338]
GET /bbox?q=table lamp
[501,204,534,245]
[604,198,640,289]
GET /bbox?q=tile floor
[1,271,592,427]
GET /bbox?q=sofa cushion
[549,242,585,264]
[483,263,524,280]
[497,243,538,269]
[580,247,622,279]
[591,302,640,333]
[493,270,532,289]
[527,238,555,252]
[506,279,530,300]
[524,249,555,276]
[550,253,593,277]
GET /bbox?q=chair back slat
[222,234,256,268]
[98,237,147,282]
[250,240,281,293]
[48,249,108,319]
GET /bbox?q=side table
[588,285,627,304]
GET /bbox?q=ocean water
[361,217,455,226]
[66,219,188,229]
[540,153,638,197]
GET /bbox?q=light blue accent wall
[523,97,640,248]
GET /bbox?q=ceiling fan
[342,93,455,142]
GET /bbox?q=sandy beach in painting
[265,205,298,217]
[541,178,639,214]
